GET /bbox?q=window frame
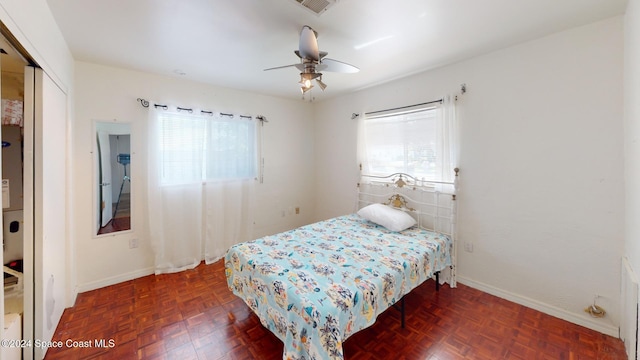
[157,111,258,186]
[360,101,456,185]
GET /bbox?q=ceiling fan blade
[264,64,298,71]
[270,26,358,93]
[321,58,360,73]
[299,25,319,61]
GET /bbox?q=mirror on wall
[94,121,131,236]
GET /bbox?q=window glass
[158,112,256,185]
[362,107,444,181]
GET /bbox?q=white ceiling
[46,0,628,102]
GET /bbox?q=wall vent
[292,0,338,16]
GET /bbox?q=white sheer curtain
[146,105,256,274]
[438,94,458,184]
[203,179,254,263]
[358,95,459,187]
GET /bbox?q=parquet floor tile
[45,260,628,359]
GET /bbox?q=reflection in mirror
[95,122,131,235]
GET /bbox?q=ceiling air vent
[292,0,338,16]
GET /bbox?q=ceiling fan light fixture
[301,84,314,94]
[299,72,321,89]
[264,25,359,96]
[299,77,312,88]
[316,78,327,91]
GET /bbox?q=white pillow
[357,203,416,232]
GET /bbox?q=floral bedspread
[224,213,452,360]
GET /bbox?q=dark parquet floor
[45,260,628,360]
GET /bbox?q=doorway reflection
[95,122,131,235]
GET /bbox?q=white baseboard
[620,256,639,360]
[457,276,619,338]
[76,267,155,293]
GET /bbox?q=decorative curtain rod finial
[137,98,149,108]
[351,113,360,120]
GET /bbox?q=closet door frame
[23,65,35,360]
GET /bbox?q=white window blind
[158,111,257,185]
[360,100,457,184]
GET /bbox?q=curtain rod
[364,99,443,117]
[136,98,268,124]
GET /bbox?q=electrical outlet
[129,238,139,249]
[464,242,473,252]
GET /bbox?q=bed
[225,171,458,360]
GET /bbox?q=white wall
[624,0,640,354]
[625,0,640,291]
[315,17,624,336]
[73,62,316,291]
[0,0,73,90]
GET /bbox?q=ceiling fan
[264,25,359,94]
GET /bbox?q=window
[360,101,456,184]
[158,111,257,185]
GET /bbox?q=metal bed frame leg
[397,271,442,329]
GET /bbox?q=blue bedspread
[224,213,452,360]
